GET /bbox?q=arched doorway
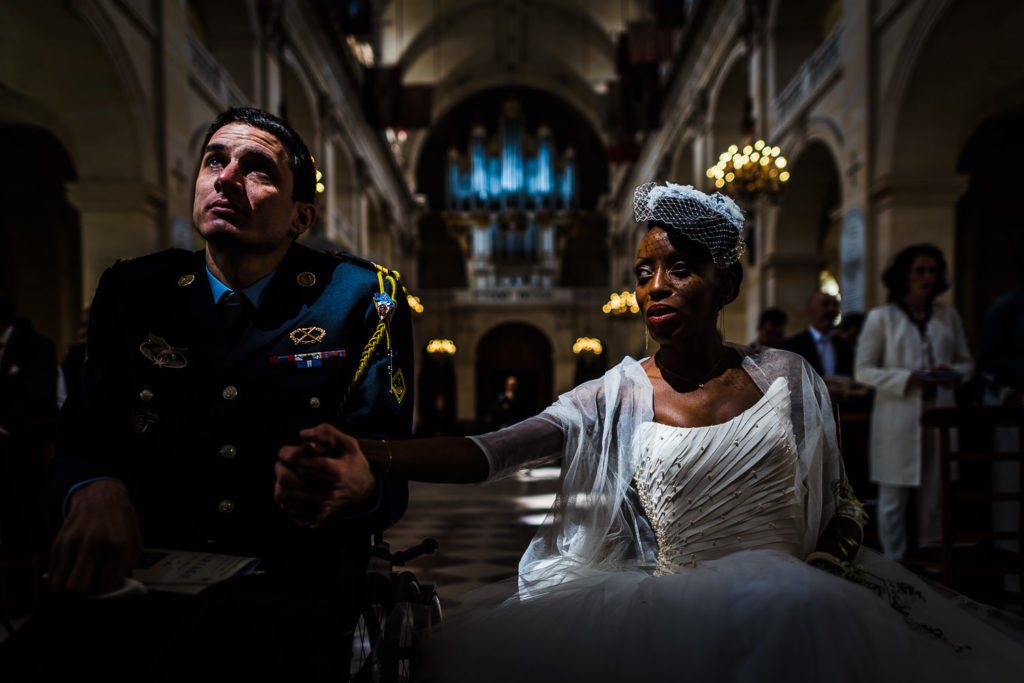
[956,109,1024,350]
[0,125,81,352]
[874,0,1024,307]
[475,322,552,427]
[417,348,457,436]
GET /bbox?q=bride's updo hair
[633,181,745,303]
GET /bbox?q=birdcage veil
[633,182,746,268]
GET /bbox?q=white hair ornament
[633,182,746,268]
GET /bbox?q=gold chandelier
[602,290,639,315]
[706,139,789,202]
[572,337,604,355]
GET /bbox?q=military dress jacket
[50,242,414,565]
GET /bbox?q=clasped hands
[49,425,375,596]
[274,423,378,527]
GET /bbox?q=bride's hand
[274,424,377,526]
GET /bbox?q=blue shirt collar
[808,326,831,344]
[206,265,275,308]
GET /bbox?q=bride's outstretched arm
[275,416,563,524]
[359,436,489,483]
[274,424,489,525]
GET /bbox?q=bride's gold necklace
[655,349,727,390]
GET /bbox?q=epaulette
[330,250,409,295]
[112,248,192,269]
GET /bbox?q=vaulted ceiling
[375,0,661,134]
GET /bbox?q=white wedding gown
[418,378,1024,682]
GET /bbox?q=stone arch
[768,140,842,330]
[955,110,1024,350]
[474,321,554,426]
[0,125,82,352]
[872,0,1024,306]
[876,0,1024,178]
[68,0,158,185]
[0,1,159,305]
[874,0,956,179]
[410,68,604,177]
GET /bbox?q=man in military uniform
[3,108,413,680]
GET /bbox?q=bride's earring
[644,326,650,353]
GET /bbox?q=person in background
[779,291,853,379]
[855,243,972,562]
[834,311,866,350]
[493,374,525,427]
[750,306,788,349]
[0,295,58,551]
[56,306,89,409]
[417,392,456,436]
[978,240,1024,406]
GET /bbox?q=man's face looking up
[193,122,313,252]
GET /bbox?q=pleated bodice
[633,377,804,574]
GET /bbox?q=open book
[133,548,262,595]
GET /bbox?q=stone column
[66,181,164,302]
[868,174,968,308]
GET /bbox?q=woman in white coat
[855,244,973,560]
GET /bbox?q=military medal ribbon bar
[269,349,346,368]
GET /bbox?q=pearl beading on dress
[633,379,804,575]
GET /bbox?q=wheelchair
[350,537,443,683]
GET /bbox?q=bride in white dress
[282,182,1024,681]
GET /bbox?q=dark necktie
[218,291,253,344]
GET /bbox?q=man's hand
[48,479,142,596]
[275,423,377,527]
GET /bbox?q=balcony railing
[418,287,607,308]
[188,34,248,108]
[771,23,843,131]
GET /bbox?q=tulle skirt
[415,549,1024,682]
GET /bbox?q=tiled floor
[380,467,561,612]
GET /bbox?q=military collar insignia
[290,326,327,345]
[140,333,188,368]
[297,271,316,287]
[373,292,395,321]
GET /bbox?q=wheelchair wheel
[381,572,421,683]
[351,572,394,682]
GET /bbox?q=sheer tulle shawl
[469,345,844,598]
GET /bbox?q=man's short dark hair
[199,107,316,204]
[758,307,787,327]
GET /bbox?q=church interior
[2,0,1024,664]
